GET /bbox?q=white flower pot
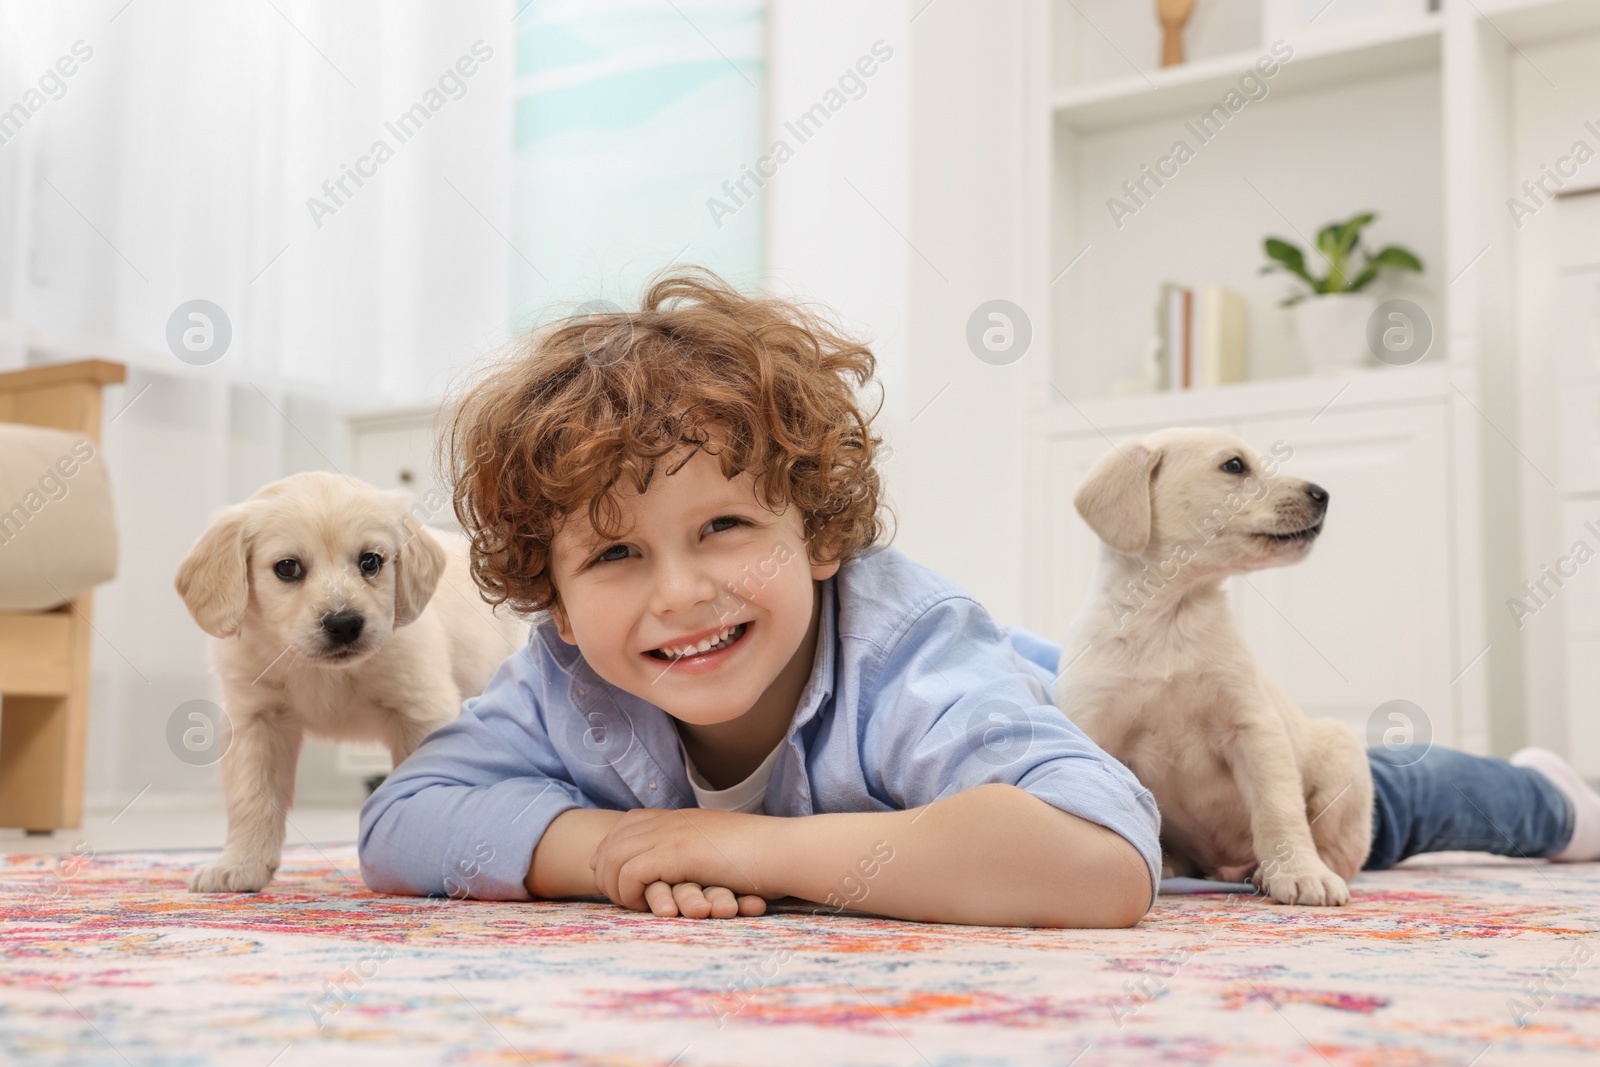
[1291,293,1377,376]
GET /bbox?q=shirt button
[650,782,657,790]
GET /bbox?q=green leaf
[1264,237,1305,267]
[1304,213,1375,292]
[1315,224,1342,263]
[1334,213,1376,258]
[1263,237,1316,287]
[1367,245,1424,272]
[1346,264,1380,292]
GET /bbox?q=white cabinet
[1555,194,1600,775]
[1555,270,1600,495]
[345,405,461,534]
[1234,404,1452,741]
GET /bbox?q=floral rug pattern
[2,845,1597,1066]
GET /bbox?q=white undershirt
[676,733,782,814]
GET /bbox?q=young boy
[359,269,1600,924]
[357,270,1162,928]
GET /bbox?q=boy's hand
[589,807,780,914]
[642,881,767,918]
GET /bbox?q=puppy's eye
[1220,457,1247,475]
[359,552,383,578]
[273,559,303,581]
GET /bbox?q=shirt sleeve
[859,595,1163,910]
[357,641,595,900]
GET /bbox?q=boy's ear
[550,599,577,644]
[799,524,842,582]
[1074,439,1162,555]
[809,555,841,582]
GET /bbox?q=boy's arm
[358,640,600,900]
[584,784,1151,926]
[524,808,625,899]
[851,595,1163,922]
[772,782,1151,928]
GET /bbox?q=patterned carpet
[2,844,1598,1066]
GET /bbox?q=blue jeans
[1365,744,1574,869]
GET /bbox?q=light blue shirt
[357,545,1162,909]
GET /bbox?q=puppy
[1058,428,1373,906]
[175,471,528,892]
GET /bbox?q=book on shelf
[1196,286,1246,388]
[1154,283,1189,390]
[1153,282,1246,391]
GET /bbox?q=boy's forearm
[525,808,626,899]
[772,783,1153,928]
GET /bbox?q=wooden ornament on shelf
[1157,0,1195,67]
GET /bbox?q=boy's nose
[650,558,721,613]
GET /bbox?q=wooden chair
[0,359,125,834]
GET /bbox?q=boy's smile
[547,442,840,783]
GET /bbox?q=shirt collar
[786,571,838,738]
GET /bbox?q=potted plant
[1260,213,1424,375]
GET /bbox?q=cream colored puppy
[175,471,527,893]
[1058,428,1372,906]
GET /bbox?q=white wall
[897,0,1036,624]
[763,0,911,519]
[765,1,1044,626]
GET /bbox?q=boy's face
[547,445,840,727]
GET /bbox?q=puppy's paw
[188,857,277,893]
[1256,861,1349,906]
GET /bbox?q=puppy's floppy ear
[1074,440,1162,555]
[392,514,448,628]
[175,506,254,638]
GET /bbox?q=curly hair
[440,267,892,616]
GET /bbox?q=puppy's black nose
[321,610,365,646]
[1305,483,1329,509]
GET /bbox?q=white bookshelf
[1470,0,1600,43]
[1052,14,1443,132]
[1016,0,1600,764]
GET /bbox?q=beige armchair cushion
[0,424,118,611]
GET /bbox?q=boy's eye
[588,518,742,566]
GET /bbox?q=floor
[3,828,1598,1066]
[0,800,361,856]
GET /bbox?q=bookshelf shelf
[1470,0,1600,45]
[1027,361,1450,433]
[1052,16,1442,132]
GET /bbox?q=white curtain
[0,0,514,808]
